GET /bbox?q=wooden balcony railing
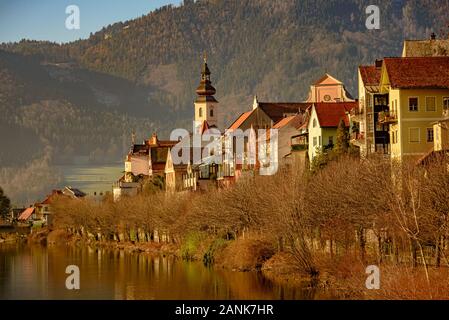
[378,111,398,124]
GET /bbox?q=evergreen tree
[0,187,11,218]
[334,118,349,155]
[310,147,328,173]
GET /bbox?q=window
[199,107,203,117]
[319,136,322,146]
[426,97,436,112]
[328,136,334,146]
[409,97,418,112]
[210,108,214,117]
[313,119,317,128]
[409,128,420,143]
[444,97,449,110]
[313,137,317,147]
[427,128,434,143]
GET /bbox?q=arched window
[199,107,203,117]
[210,108,214,117]
[313,119,317,128]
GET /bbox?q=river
[56,163,123,196]
[0,244,325,300]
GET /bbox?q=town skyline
[2,0,449,303]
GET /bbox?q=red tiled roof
[384,57,449,89]
[228,110,253,130]
[18,207,34,221]
[314,102,356,128]
[273,115,296,129]
[40,190,63,205]
[273,114,305,130]
[258,102,312,123]
[359,65,381,86]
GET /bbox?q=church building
[194,55,220,132]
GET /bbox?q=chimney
[375,59,383,68]
[149,132,158,146]
[431,32,436,40]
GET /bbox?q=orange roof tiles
[18,207,34,221]
[228,110,253,130]
[273,115,296,129]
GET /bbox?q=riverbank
[0,226,30,243]
[24,227,449,299]
[29,228,323,291]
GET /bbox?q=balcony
[350,107,364,123]
[350,132,365,147]
[443,108,449,119]
[291,144,308,151]
[378,111,397,124]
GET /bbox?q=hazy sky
[0,0,181,44]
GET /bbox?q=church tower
[194,54,219,130]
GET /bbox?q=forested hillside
[1,0,448,203]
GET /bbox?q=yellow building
[379,57,449,162]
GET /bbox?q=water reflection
[0,244,324,300]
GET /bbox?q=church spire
[195,52,217,103]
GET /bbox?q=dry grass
[215,238,275,271]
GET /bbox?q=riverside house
[378,56,449,163]
[307,102,357,162]
[351,36,449,161]
[18,187,86,226]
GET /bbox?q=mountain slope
[3,0,449,126]
[1,0,449,203]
